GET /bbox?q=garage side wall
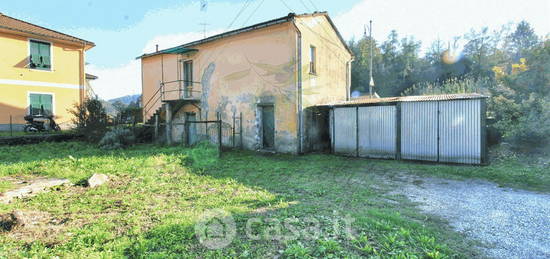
[358,106,396,158]
[330,98,487,165]
[400,101,439,161]
[333,107,356,155]
[438,99,482,164]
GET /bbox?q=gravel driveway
[390,174,550,259]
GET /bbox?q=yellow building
[0,13,94,130]
[139,12,352,153]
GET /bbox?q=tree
[349,36,382,95]
[463,27,496,79]
[506,21,539,62]
[69,98,109,143]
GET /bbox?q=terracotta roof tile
[0,13,94,46]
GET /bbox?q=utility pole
[368,20,375,98]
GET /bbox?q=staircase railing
[142,83,163,122]
[160,80,202,101]
[142,80,202,123]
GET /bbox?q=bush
[133,125,153,143]
[492,95,550,151]
[69,98,109,143]
[98,128,135,150]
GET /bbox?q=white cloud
[335,0,550,47]
[86,60,141,100]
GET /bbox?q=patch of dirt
[0,210,69,245]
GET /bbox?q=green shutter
[184,61,193,86]
[39,42,51,68]
[29,94,41,115]
[30,41,40,67]
[41,94,53,115]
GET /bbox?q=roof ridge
[138,11,345,59]
[0,13,94,46]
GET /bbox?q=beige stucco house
[138,12,353,153]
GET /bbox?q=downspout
[80,43,86,103]
[291,18,303,154]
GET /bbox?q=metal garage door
[439,99,481,164]
[401,101,438,161]
[333,107,356,155]
[358,106,396,158]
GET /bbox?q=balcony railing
[161,80,202,101]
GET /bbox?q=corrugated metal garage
[325,93,488,165]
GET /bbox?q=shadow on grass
[120,151,482,258]
[0,142,486,257]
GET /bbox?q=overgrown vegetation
[69,98,109,143]
[0,142,547,257]
[350,21,550,151]
[98,128,135,150]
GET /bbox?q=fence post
[355,106,359,157]
[165,103,172,145]
[240,112,243,149]
[232,112,236,148]
[154,114,159,141]
[216,112,221,147]
[217,113,222,158]
[184,121,188,147]
[10,115,13,137]
[395,103,402,160]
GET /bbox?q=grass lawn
[0,131,73,138]
[0,142,546,258]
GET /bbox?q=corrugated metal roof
[320,93,488,107]
[0,13,95,47]
[137,12,352,59]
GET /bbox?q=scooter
[23,114,61,132]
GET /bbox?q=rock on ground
[87,173,109,188]
[0,178,70,204]
[390,174,550,259]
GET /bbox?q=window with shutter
[310,45,317,75]
[29,40,51,70]
[29,93,53,116]
[184,61,193,87]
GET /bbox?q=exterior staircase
[143,80,201,125]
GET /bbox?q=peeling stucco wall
[142,15,351,154]
[295,15,352,152]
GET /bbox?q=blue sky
[3,0,360,67]
[3,0,549,99]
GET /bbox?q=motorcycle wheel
[24,125,38,133]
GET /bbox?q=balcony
[161,80,201,102]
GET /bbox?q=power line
[298,0,312,12]
[242,0,266,27]
[226,0,253,30]
[279,0,294,13]
[198,0,253,68]
[306,0,319,11]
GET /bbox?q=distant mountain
[108,94,141,106]
[101,94,141,117]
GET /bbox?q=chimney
[155,44,159,52]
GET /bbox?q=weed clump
[187,141,219,169]
[98,128,135,150]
